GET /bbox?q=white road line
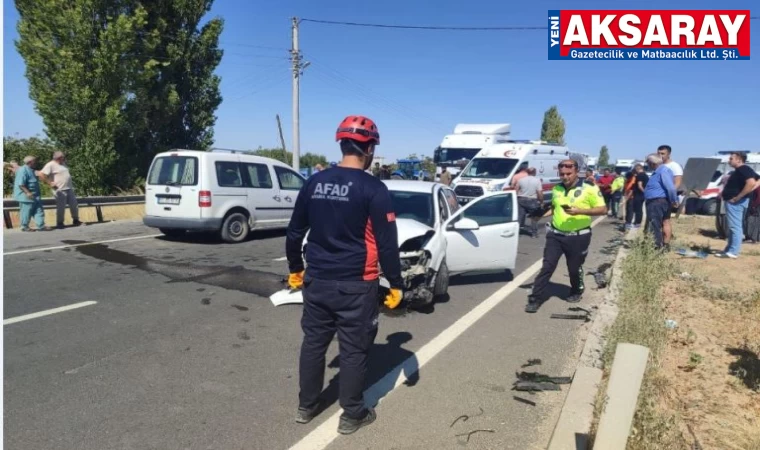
[288,215,607,450]
[3,234,162,256]
[3,301,98,326]
[273,257,288,261]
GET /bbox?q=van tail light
[199,191,212,207]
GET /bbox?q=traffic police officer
[285,115,404,435]
[525,159,607,313]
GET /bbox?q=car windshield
[388,190,434,227]
[460,158,519,179]
[398,161,421,173]
[147,155,198,186]
[437,147,481,163]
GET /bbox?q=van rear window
[148,156,198,186]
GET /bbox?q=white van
[143,149,306,243]
[450,141,576,204]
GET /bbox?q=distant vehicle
[451,140,577,205]
[143,149,305,243]
[432,123,513,178]
[392,158,433,181]
[586,156,598,172]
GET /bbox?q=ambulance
[450,140,584,205]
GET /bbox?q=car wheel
[702,198,718,216]
[159,228,186,238]
[220,212,250,243]
[433,258,450,298]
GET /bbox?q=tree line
[5,0,609,196]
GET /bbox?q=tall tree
[15,0,224,195]
[251,147,328,169]
[598,145,610,168]
[540,106,566,145]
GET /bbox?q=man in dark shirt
[285,115,404,434]
[717,151,759,258]
[626,164,648,230]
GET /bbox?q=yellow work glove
[384,288,403,309]
[288,271,305,290]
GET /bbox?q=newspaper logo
[548,10,751,60]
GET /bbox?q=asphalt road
[3,218,623,450]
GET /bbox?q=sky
[3,0,759,167]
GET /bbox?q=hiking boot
[567,293,582,303]
[525,296,541,313]
[295,402,323,424]
[73,220,83,226]
[337,408,376,435]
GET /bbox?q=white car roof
[382,180,440,193]
[154,149,295,170]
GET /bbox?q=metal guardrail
[3,195,146,229]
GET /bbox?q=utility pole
[290,17,309,173]
[276,114,288,165]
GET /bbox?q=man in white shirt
[41,151,81,229]
[657,145,683,247]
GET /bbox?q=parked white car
[143,149,305,243]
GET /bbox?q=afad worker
[525,159,608,313]
[285,115,404,435]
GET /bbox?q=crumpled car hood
[395,218,434,247]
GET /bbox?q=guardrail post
[4,210,13,229]
[95,205,104,223]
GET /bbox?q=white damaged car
[271,180,521,307]
[382,180,520,306]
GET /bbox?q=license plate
[157,197,180,205]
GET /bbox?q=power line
[300,18,546,30]
[301,16,760,30]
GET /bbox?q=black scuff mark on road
[64,240,284,299]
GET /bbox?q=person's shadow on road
[322,331,420,410]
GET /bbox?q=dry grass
[660,217,760,450]
[4,203,144,229]
[594,215,760,449]
[591,232,683,449]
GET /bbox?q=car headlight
[488,183,505,192]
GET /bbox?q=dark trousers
[603,192,613,214]
[531,229,592,300]
[646,198,671,249]
[299,275,379,419]
[518,197,541,236]
[626,196,644,225]
[610,192,622,217]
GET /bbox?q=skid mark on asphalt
[64,240,287,299]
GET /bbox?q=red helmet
[335,115,380,145]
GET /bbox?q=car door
[443,191,520,274]
[273,165,306,224]
[241,162,281,228]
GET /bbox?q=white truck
[586,156,598,172]
[432,124,512,178]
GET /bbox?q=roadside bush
[3,136,57,198]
